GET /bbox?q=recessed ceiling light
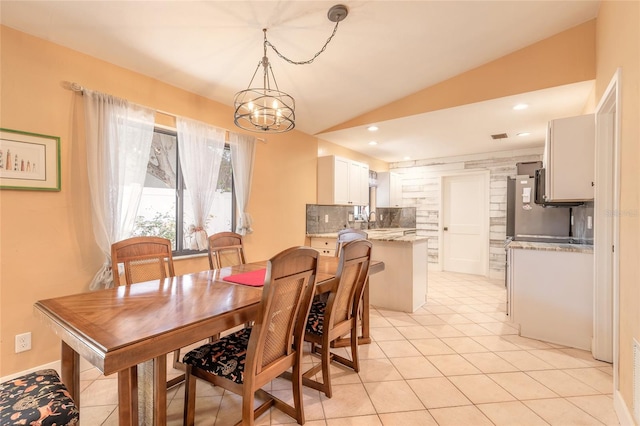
[517,132,531,137]
[513,103,529,110]
[368,141,378,146]
[367,125,379,132]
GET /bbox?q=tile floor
[78,270,620,425]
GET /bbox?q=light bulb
[248,101,254,111]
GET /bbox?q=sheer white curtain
[229,132,256,235]
[177,117,226,250]
[84,90,156,289]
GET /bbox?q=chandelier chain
[264,20,341,66]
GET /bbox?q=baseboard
[0,360,61,383]
[614,389,636,425]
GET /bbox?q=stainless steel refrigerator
[507,175,571,242]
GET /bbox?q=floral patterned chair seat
[0,369,79,425]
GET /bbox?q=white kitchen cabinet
[317,156,369,205]
[310,237,336,256]
[542,114,595,202]
[509,247,593,350]
[377,171,402,207]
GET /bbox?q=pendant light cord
[264,18,342,66]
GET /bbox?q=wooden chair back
[183,246,319,425]
[335,228,368,257]
[111,236,175,286]
[208,232,246,269]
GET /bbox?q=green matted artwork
[0,128,61,191]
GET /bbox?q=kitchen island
[507,240,594,350]
[307,228,428,312]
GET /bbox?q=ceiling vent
[491,133,509,140]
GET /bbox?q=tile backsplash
[571,202,594,243]
[306,204,416,234]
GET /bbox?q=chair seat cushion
[0,369,79,426]
[182,327,252,384]
[306,299,326,335]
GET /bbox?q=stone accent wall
[390,148,543,278]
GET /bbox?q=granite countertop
[507,240,594,254]
[307,228,428,243]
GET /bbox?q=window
[132,128,234,255]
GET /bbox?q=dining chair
[182,246,319,426]
[335,228,368,258]
[302,239,372,398]
[208,231,246,270]
[110,236,184,388]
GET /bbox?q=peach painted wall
[0,25,326,375]
[595,0,640,414]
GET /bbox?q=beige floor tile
[528,349,592,369]
[488,372,558,400]
[477,401,549,425]
[448,374,516,404]
[462,312,500,323]
[325,414,382,425]
[78,405,117,425]
[364,380,425,413]
[471,335,521,351]
[479,321,520,335]
[406,377,471,409]
[325,362,362,386]
[411,338,457,355]
[80,378,119,406]
[567,395,620,425]
[462,352,519,373]
[357,341,388,359]
[80,367,104,381]
[558,348,614,367]
[526,370,600,397]
[435,313,473,324]
[453,323,496,336]
[370,326,406,341]
[426,354,482,376]
[377,340,422,358]
[379,410,438,425]
[501,335,553,350]
[270,386,325,423]
[524,398,604,425]
[411,314,447,326]
[440,336,490,353]
[166,394,222,426]
[563,368,614,394]
[369,315,393,327]
[395,325,436,339]
[320,383,376,419]
[386,314,421,327]
[389,356,443,379]
[423,324,466,338]
[429,405,494,426]
[423,305,456,315]
[357,358,403,382]
[495,350,555,371]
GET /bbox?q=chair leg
[242,388,256,426]
[321,338,332,398]
[291,359,305,425]
[183,366,197,426]
[350,326,360,372]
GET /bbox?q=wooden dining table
[34,256,384,425]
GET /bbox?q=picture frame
[0,128,61,191]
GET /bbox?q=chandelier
[233,4,349,133]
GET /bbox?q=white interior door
[442,173,488,275]
[593,69,620,365]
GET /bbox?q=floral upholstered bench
[0,369,79,425]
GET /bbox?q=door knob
[443,227,448,231]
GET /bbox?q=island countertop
[307,228,427,243]
[507,240,594,254]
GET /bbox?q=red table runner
[222,268,266,286]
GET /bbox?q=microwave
[534,168,583,207]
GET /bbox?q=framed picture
[0,128,61,191]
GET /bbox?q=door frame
[438,170,490,277]
[593,69,620,378]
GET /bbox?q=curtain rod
[62,81,266,143]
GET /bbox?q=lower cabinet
[509,247,593,350]
[310,237,336,257]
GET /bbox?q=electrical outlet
[15,332,31,353]
[324,214,329,223]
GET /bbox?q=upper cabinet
[317,155,369,205]
[377,171,402,207]
[542,114,595,202]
